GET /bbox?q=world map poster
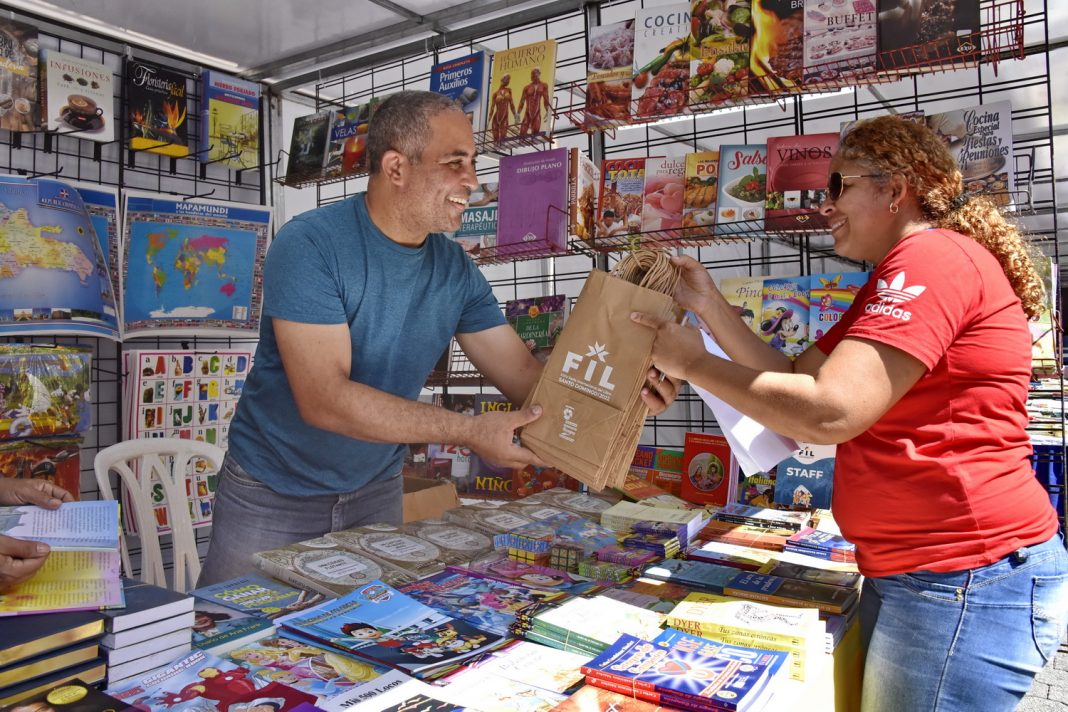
[0,176,119,340]
[121,192,270,337]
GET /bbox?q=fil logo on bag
[560,342,616,402]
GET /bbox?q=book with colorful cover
[877,0,980,73]
[715,145,767,235]
[581,628,788,711]
[285,110,334,186]
[640,156,686,235]
[505,295,569,360]
[497,147,570,257]
[774,442,835,509]
[451,552,600,596]
[314,668,415,712]
[523,595,665,656]
[681,431,735,507]
[322,103,371,180]
[599,577,696,614]
[689,0,750,106]
[586,20,634,125]
[764,133,838,231]
[803,1,877,86]
[40,49,113,142]
[487,40,557,145]
[569,149,600,246]
[632,4,690,119]
[125,59,189,158]
[597,157,649,240]
[104,650,248,711]
[0,18,40,133]
[724,571,859,614]
[276,581,502,675]
[719,276,764,336]
[0,549,122,616]
[450,181,498,256]
[224,634,392,698]
[219,681,317,712]
[199,70,261,169]
[682,150,719,233]
[191,573,325,620]
[784,527,856,558]
[190,598,274,652]
[750,0,805,93]
[430,51,490,134]
[926,101,1014,207]
[809,271,868,342]
[0,437,81,500]
[737,471,777,507]
[759,277,809,357]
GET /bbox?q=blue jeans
[859,532,1068,712]
[197,454,404,587]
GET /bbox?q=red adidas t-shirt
[817,228,1058,577]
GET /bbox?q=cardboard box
[402,475,460,523]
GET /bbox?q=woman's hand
[630,311,707,382]
[671,255,719,315]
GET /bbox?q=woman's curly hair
[837,115,1045,319]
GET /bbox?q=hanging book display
[40,49,113,141]
[285,110,335,185]
[586,19,634,125]
[125,58,189,158]
[486,39,557,145]
[0,176,119,340]
[0,18,39,132]
[120,192,270,337]
[430,51,490,135]
[199,70,261,169]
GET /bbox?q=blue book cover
[641,558,740,594]
[199,70,261,169]
[583,628,788,711]
[809,271,869,342]
[786,527,856,554]
[724,572,858,614]
[191,598,273,650]
[276,581,502,674]
[773,442,835,509]
[192,573,326,620]
[430,51,490,134]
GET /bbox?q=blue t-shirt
[228,193,505,496]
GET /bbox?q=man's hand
[0,478,74,508]
[630,311,707,383]
[641,368,681,415]
[0,534,49,593]
[465,405,547,469]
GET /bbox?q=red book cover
[765,133,838,231]
[681,432,735,506]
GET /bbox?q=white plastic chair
[94,438,225,593]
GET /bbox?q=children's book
[719,276,764,336]
[505,295,569,362]
[877,0,980,73]
[222,681,317,712]
[253,536,413,599]
[765,133,838,231]
[276,581,502,676]
[809,271,868,342]
[40,49,113,142]
[497,147,570,257]
[190,598,274,653]
[774,442,836,509]
[803,1,877,86]
[784,527,856,560]
[715,145,768,235]
[682,150,719,233]
[486,40,557,145]
[199,70,261,169]
[724,571,859,614]
[125,58,189,158]
[285,110,334,186]
[681,431,735,507]
[737,471,777,507]
[640,156,686,234]
[104,650,249,711]
[586,19,634,125]
[0,500,118,550]
[759,277,809,357]
[926,101,1015,208]
[523,595,665,656]
[430,51,490,134]
[451,552,600,596]
[191,573,325,620]
[597,157,650,240]
[632,4,690,119]
[750,0,805,93]
[0,18,39,133]
[689,0,750,106]
[581,628,788,711]
[2,678,134,712]
[223,634,393,698]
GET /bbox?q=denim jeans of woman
[859,532,1068,712]
[196,453,403,587]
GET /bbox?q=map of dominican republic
[121,193,270,337]
[0,176,119,340]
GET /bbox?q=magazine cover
[125,58,189,158]
[40,49,113,142]
[765,133,838,231]
[496,147,569,257]
[430,51,490,134]
[750,0,805,93]
[0,176,119,339]
[487,40,557,145]
[285,110,334,185]
[68,181,120,311]
[120,191,270,337]
[759,277,809,357]
[809,271,868,341]
[277,581,502,674]
[0,345,91,440]
[586,19,634,125]
[877,0,981,72]
[926,101,1014,207]
[640,156,686,234]
[200,70,261,169]
[715,144,767,235]
[774,441,835,509]
[0,18,39,132]
[803,1,877,85]
[632,4,690,119]
[689,0,750,105]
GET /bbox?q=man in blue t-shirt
[197,92,678,585]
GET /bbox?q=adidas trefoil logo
[865,271,925,321]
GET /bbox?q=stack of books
[0,612,107,706]
[600,501,707,543]
[723,572,859,617]
[641,558,741,595]
[100,579,194,688]
[508,595,663,656]
[713,502,813,531]
[784,527,858,562]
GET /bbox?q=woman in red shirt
[633,115,1067,711]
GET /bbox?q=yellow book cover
[0,550,123,615]
[200,70,261,169]
[487,39,557,145]
[719,276,764,336]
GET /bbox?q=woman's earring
[889,203,899,214]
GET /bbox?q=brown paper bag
[521,268,679,490]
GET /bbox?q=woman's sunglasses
[827,172,884,201]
